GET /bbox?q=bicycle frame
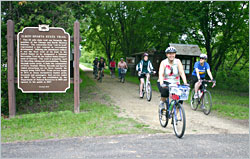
[165,97,181,120]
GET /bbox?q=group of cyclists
[93,46,216,110]
[92,57,128,81]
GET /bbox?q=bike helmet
[100,57,104,60]
[121,58,123,60]
[165,46,177,53]
[143,53,149,57]
[95,57,98,59]
[200,54,207,59]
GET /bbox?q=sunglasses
[200,58,206,60]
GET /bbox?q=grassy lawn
[209,88,249,119]
[1,69,161,143]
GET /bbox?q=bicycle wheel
[146,82,152,101]
[159,103,168,127]
[172,102,186,138]
[190,89,198,110]
[202,91,212,115]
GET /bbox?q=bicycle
[93,65,98,79]
[97,68,104,83]
[190,79,216,115]
[139,72,155,101]
[159,84,190,138]
[120,68,127,83]
[110,67,115,78]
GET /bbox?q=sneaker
[140,92,143,98]
[194,93,198,99]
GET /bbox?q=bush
[215,67,249,92]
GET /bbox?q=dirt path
[80,64,249,135]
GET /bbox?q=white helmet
[165,46,177,53]
[200,54,207,59]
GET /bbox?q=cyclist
[97,57,106,80]
[136,53,155,98]
[191,54,215,100]
[109,58,116,77]
[93,57,99,77]
[118,58,128,79]
[157,46,188,111]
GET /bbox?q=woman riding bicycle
[191,54,215,99]
[136,53,155,98]
[97,57,106,80]
[157,46,188,111]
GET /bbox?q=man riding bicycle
[118,58,128,79]
[157,46,188,111]
[109,58,116,77]
[97,57,106,80]
[136,53,155,98]
[191,54,216,100]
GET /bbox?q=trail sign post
[17,25,70,93]
[7,20,81,117]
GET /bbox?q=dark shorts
[190,75,204,88]
[157,81,170,98]
[110,67,115,72]
[138,73,147,80]
[98,67,104,71]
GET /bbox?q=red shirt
[110,61,116,68]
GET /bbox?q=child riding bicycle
[136,53,155,98]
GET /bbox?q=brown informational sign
[17,25,70,93]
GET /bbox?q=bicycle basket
[178,85,190,100]
[169,85,190,101]
[121,69,127,74]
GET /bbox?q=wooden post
[74,21,80,113]
[7,20,16,117]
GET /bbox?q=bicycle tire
[146,83,152,101]
[202,91,212,115]
[159,103,168,127]
[190,89,198,110]
[172,102,186,138]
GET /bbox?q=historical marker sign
[17,25,70,93]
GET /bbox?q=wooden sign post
[74,21,80,113]
[7,20,81,117]
[7,20,16,117]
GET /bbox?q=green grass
[2,102,159,142]
[1,69,161,143]
[209,88,249,119]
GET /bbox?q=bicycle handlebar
[139,71,156,75]
[199,79,216,88]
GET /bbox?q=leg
[194,81,201,94]
[118,68,121,78]
[140,78,144,97]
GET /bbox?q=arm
[177,59,188,84]
[195,68,200,80]
[158,61,165,85]
[206,69,214,80]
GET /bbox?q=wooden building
[130,43,202,79]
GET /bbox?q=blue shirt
[192,61,210,78]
